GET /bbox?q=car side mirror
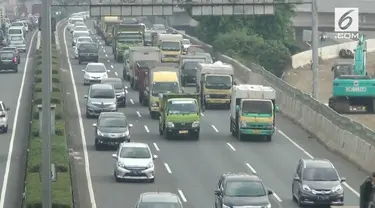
[293,176,301,182]
[214,189,221,196]
[235,105,240,111]
[267,189,273,195]
[5,107,10,111]
[129,124,133,128]
[275,106,279,112]
[81,69,85,72]
[146,87,149,92]
[111,154,117,159]
[153,155,158,160]
[92,123,97,127]
[84,95,88,99]
[340,177,346,182]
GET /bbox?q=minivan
[8,27,24,38]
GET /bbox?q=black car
[215,172,273,208]
[180,61,199,86]
[78,42,99,64]
[0,47,20,64]
[101,78,127,107]
[0,51,18,72]
[292,159,345,206]
[93,112,132,150]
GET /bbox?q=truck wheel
[116,56,121,62]
[78,59,81,65]
[164,131,171,140]
[114,54,117,61]
[139,94,143,103]
[265,135,272,142]
[230,120,236,137]
[238,130,244,141]
[150,112,155,119]
[159,125,163,136]
[192,132,199,140]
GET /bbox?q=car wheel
[149,178,155,183]
[4,125,8,133]
[114,172,121,182]
[95,142,101,151]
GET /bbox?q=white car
[82,63,108,85]
[72,31,90,46]
[181,39,191,54]
[0,101,10,133]
[112,142,157,182]
[72,25,89,34]
[68,17,84,31]
[20,21,29,33]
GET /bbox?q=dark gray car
[84,84,117,118]
[93,112,132,150]
[136,192,183,208]
[101,78,127,107]
[292,159,345,207]
[214,173,273,208]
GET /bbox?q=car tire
[86,110,91,118]
[4,125,8,133]
[95,143,101,151]
[114,172,121,182]
[149,178,155,183]
[78,59,81,65]
[14,68,18,73]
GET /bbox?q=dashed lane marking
[153,143,160,151]
[130,99,134,104]
[136,111,141,117]
[211,125,219,132]
[144,125,150,133]
[245,163,257,174]
[164,163,172,174]
[226,142,236,151]
[178,190,187,202]
[114,72,118,76]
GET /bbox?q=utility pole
[311,0,319,99]
[41,0,52,205]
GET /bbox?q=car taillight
[13,57,17,63]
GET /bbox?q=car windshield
[182,61,200,70]
[167,100,198,114]
[79,44,97,52]
[10,41,24,46]
[87,65,105,72]
[74,26,87,31]
[78,37,92,42]
[8,29,22,35]
[138,202,181,208]
[74,32,89,38]
[302,167,339,181]
[205,75,231,89]
[153,24,165,30]
[90,89,115,98]
[160,41,180,51]
[225,181,266,197]
[181,39,190,45]
[152,82,179,95]
[0,52,14,59]
[11,22,23,27]
[242,100,273,115]
[1,48,15,51]
[10,36,23,41]
[71,19,83,24]
[102,81,123,89]
[120,147,151,158]
[99,117,127,127]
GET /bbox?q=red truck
[17,4,28,17]
[136,61,154,106]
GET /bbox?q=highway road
[0,30,38,208]
[60,21,367,208]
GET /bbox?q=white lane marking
[144,125,150,133]
[103,50,106,53]
[273,192,283,202]
[101,45,103,48]
[110,64,114,68]
[200,112,204,116]
[130,99,134,104]
[125,90,128,94]
[136,111,141,117]
[153,143,160,151]
[164,163,172,174]
[277,129,360,197]
[245,163,257,174]
[36,31,41,49]
[0,30,37,208]
[63,25,97,207]
[226,142,236,151]
[178,190,187,202]
[107,60,110,62]
[105,54,108,57]
[211,125,219,132]
[114,72,118,76]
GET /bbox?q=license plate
[109,142,117,145]
[318,196,329,200]
[253,130,261,134]
[131,171,140,175]
[179,130,188,134]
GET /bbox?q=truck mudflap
[239,128,274,135]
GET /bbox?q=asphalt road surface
[0,30,38,208]
[59,21,368,208]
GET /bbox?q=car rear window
[8,29,22,35]
[0,52,14,60]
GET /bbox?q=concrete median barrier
[165,25,375,173]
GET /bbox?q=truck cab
[196,61,234,109]
[148,67,180,119]
[229,84,278,141]
[158,94,200,140]
[156,34,183,63]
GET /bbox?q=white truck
[126,47,161,89]
[196,61,234,109]
[229,84,277,141]
[155,33,183,62]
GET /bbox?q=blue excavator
[328,34,375,114]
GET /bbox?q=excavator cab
[331,61,353,79]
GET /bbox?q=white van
[68,17,84,31]
[8,27,24,38]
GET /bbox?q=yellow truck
[196,61,234,109]
[144,65,180,119]
[154,33,183,63]
[100,16,122,45]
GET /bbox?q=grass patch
[24,44,73,207]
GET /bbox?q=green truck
[158,93,201,140]
[112,23,146,62]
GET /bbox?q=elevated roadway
[59,21,368,207]
[0,30,38,208]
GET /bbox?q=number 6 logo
[338,9,355,30]
[335,8,359,32]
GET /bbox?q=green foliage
[194,4,299,75]
[25,44,73,208]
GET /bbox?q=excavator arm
[353,34,367,76]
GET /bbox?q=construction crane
[328,34,375,114]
